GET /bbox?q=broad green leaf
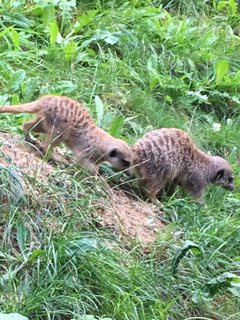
[52,80,77,94]
[229,287,240,297]
[149,76,159,91]
[27,249,45,263]
[16,222,27,255]
[147,54,159,90]
[8,69,26,92]
[22,77,39,101]
[186,91,208,102]
[172,240,202,275]
[131,0,139,6]
[147,54,158,71]
[49,20,59,46]
[74,10,98,32]
[215,60,229,84]
[217,1,228,10]
[229,0,237,14]
[165,95,172,102]
[95,95,104,127]
[227,146,237,162]
[11,94,20,105]
[42,6,55,28]
[0,94,9,105]
[64,41,77,62]
[101,111,114,128]
[104,35,119,45]
[58,0,76,11]
[65,238,98,257]
[0,26,13,39]
[193,272,240,302]
[83,30,121,46]
[11,29,19,49]
[234,70,240,83]
[109,115,124,137]
[1,13,31,28]
[152,18,161,33]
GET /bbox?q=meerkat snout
[214,168,235,191]
[211,156,235,191]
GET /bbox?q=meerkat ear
[215,169,225,181]
[109,148,120,158]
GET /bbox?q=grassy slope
[0,0,240,319]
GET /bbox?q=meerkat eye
[109,149,118,158]
[122,159,130,168]
[228,177,234,183]
[216,169,225,180]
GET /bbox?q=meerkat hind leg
[23,119,68,165]
[40,134,70,166]
[23,118,46,152]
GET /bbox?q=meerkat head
[106,139,133,175]
[211,156,235,191]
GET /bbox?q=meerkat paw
[48,152,69,166]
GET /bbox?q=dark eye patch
[229,177,234,183]
[109,149,118,158]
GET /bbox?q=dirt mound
[0,131,164,246]
[0,132,53,179]
[95,189,164,247]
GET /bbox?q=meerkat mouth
[124,169,131,176]
[225,185,234,191]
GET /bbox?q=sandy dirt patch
[95,189,164,247]
[0,132,53,179]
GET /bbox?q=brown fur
[131,128,234,200]
[0,95,132,175]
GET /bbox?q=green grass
[0,0,240,319]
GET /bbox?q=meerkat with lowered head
[131,128,234,201]
[0,95,132,175]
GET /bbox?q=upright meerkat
[131,128,234,201]
[0,95,132,175]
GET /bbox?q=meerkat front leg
[183,182,206,203]
[71,148,99,176]
[142,179,162,203]
[72,153,99,176]
[77,158,99,177]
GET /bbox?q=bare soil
[0,132,164,246]
[0,132,53,179]
[95,189,164,246]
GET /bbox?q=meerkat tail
[0,101,40,114]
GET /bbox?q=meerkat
[0,95,133,175]
[131,128,234,201]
